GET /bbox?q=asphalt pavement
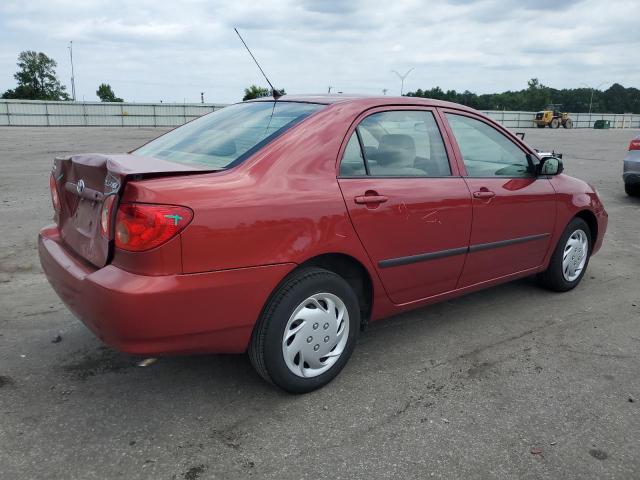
[1,126,639,479]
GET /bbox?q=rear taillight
[629,138,640,151]
[114,203,193,252]
[100,195,116,238]
[49,174,61,214]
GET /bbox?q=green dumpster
[593,120,611,129]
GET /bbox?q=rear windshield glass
[133,101,324,169]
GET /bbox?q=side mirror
[537,156,564,176]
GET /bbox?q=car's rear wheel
[249,267,359,393]
[625,182,640,197]
[538,217,592,292]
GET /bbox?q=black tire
[538,217,592,292]
[550,118,560,129]
[249,267,360,393]
[625,182,640,197]
[563,119,573,129]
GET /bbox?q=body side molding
[378,233,551,269]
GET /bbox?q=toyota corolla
[39,95,608,393]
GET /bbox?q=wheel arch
[575,209,598,250]
[298,253,374,328]
[250,252,375,354]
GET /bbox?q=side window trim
[354,127,370,176]
[338,107,456,178]
[434,107,466,177]
[441,109,535,179]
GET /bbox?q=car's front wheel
[538,217,592,292]
[249,267,360,393]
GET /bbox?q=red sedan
[39,95,608,393]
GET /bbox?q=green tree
[522,78,551,111]
[406,80,640,113]
[96,83,124,102]
[243,85,270,101]
[242,85,286,101]
[2,51,69,100]
[602,83,628,113]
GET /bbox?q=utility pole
[391,68,414,96]
[580,82,608,114]
[201,92,204,103]
[68,41,76,101]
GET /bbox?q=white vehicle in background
[623,135,640,196]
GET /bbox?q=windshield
[133,101,324,169]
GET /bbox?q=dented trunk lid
[52,153,211,268]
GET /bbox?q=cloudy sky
[1,0,638,104]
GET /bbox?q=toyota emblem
[76,179,85,194]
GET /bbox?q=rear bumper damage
[38,225,294,355]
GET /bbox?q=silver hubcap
[282,293,349,378]
[562,229,588,282]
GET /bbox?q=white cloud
[0,0,638,103]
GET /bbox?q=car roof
[248,94,477,112]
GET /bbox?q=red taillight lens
[114,203,193,252]
[100,195,116,237]
[49,174,61,214]
[629,138,640,151]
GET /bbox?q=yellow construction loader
[535,104,573,129]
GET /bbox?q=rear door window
[339,110,451,177]
[339,133,367,176]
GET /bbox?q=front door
[337,108,473,304]
[442,111,557,287]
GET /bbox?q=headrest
[376,134,416,167]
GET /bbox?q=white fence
[481,110,640,129]
[1,100,638,129]
[0,100,226,127]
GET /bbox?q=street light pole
[580,82,608,114]
[68,41,76,101]
[391,68,415,96]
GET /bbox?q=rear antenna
[234,28,282,100]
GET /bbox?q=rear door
[337,108,472,304]
[441,111,557,287]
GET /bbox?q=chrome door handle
[354,195,388,205]
[473,190,496,199]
